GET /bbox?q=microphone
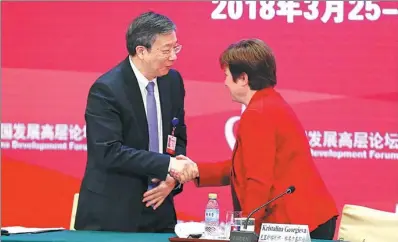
[229,185,296,242]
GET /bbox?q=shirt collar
[129,56,157,91]
[247,87,277,109]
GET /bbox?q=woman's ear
[237,72,249,86]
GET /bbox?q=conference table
[0,230,340,242]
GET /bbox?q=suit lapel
[121,57,149,148]
[157,75,172,153]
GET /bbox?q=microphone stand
[243,190,289,230]
[229,186,295,242]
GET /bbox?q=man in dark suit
[74,11,197,233]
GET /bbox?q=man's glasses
[159,44,182,56]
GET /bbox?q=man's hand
[142,175,176,210]
[169,155,199,183]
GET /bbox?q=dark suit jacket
[74,57,187,232]
[197,88,338,234]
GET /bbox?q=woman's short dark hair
[219,39,277,90]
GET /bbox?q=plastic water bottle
[204,193,220,238]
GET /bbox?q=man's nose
[169,50,178,61]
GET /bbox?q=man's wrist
[166,174,180,190]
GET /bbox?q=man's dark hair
[219,38,277,90]
[126,11,176,56]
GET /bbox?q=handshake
[169,155,199,184]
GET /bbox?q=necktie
[146,82,159,190]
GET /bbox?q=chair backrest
[69,193,79,230]
[337,204,398,242]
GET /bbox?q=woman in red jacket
[176,38,339,240]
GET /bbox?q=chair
[337,204,398,242]
[69,193,79,230]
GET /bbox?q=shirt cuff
[168,157,175,172]
[168,157,179,189]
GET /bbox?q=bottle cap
[208,193,217,199]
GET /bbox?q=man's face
[224,67,247,103]
[144,31,180,78]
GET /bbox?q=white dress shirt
[129,58,180,185]
[129,57,163,153]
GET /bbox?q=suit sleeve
[240,110,276,223]
[85,82,170,181]
[172,71,187,195]
[174,71,187,156]
[195,159,232,187]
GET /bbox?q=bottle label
[205,209,219,222]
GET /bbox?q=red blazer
[197,88,338,234]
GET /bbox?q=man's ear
[237,73,249,86]
[135,46,146,59]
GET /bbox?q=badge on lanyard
[166,117,179,155]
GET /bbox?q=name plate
[234,218,255,232]
[258,223,311,242]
